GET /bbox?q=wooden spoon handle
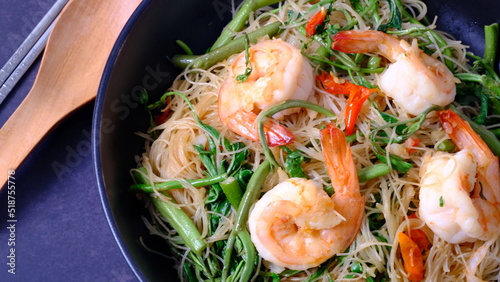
[0,0,142,188]
[0,88,73,182]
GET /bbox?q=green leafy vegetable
[378,0,402,31]
[282,147,310,178]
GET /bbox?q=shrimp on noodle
[331,30,458,115]
[248,125,364,270]
[218,38,315,146]
[419,109,500,244]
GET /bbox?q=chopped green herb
[236,34,253,83]
[350,261,363,273]
[369,105,443,173]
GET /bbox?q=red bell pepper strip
[398,232,425,282]
[154,109,171,125]
[406,213,430,251]
[405,137,421,154]
[306,8,327,37]
[317,72,377,135]
[407,229,429,252]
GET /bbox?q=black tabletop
[0,0,136,281]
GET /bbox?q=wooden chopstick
[0,0,69,104]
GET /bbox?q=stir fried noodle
[131,0,500,281]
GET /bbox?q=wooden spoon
[0,0,142,187]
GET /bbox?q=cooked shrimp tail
[419,109,500,243]
[225,111,294,146]
[320,124,360,197]
[332,30,402,58]
[332,30,457,115]
[437,109,500,206]
[320,124,364,248]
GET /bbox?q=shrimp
[248,124,365,270]
[332,30,458,115]
[218,39,315,146]
[418,109,500,244]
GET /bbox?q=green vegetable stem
[220,177,244,208]
[130,173,228,193]
[151,197,207,254]
[222,160,272,281]
[172,21,282,69]
[370,105,443,173]
[256,99,335,168]
[483,23,499,68]
[131,167,208,255]
[357,163,391,183]
[211,0,285,49]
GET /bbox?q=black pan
[92,0,500,280]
